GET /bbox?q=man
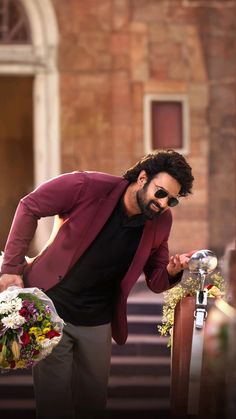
[0,149,194,418]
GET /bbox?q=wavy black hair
[123,149,194,196]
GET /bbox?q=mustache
[147,200,165,217]
[150,200,163,212]
[142,199,164,220]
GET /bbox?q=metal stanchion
[187,289,208,414]
[187,250,218,416]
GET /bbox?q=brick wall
[195,1,236,254]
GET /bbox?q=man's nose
[158,197,169,208]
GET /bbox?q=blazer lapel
[120,220,155,296]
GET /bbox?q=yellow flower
[15,360,26,368]
[29,327,37,334]
[36,335,45,343]
[0,352,4,364]
[43,327,51,334]
[1,344,7,359]
[208,285,222,298]
[29,327,41,336]
[11,340,20,360]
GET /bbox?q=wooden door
[0,76,34,251]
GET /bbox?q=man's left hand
[167,250,197,277]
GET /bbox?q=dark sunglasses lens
[155,189,168,199]
[168,197,179,207]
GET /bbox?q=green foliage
[18,293,45,312]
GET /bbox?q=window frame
[143,93,190,155]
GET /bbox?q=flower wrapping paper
[0,286,64,370]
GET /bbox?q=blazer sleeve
[143,211,183,294]
[1,172,87,275]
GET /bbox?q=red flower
[206,284,213,290]
[19,307,29,318]
[20,332,31,345]
[46,330,60,339]
[10,361,16,369]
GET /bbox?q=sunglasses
[154,186,179,207]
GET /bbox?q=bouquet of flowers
[0,286,64,370]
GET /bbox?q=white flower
[1,312,26,329]
[40,338,51,349]
[0,302,12,314]
[0,297,22,315]
[38,339,53,359]
[10,297,22,312]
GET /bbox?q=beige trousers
[33,322,112,419]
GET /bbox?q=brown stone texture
[50,0,236,257]
[195,1,236,255]
[112,0,130,30]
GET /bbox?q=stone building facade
[0,0,235,257]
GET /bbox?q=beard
[136,189,164,220]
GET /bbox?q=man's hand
[167,250,197,277]
[0,274,24,292]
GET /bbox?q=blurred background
[0,0,235,257]
[0,0,235,418]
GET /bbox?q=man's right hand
[0,274,24,292]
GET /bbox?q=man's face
[136,172,181,220]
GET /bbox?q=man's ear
[137,170,148,186]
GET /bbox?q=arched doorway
[0,0,60,251]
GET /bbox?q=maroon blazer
[1,171,180,344]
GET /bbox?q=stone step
[0,375,33,385]
[0,412,34,419]
[127,314,162,334]
[127,302,163,316]
[112,335,170,357]
[0,374,34,401]
[107,397,170,411]
[0,407,171,419]
[110,355,170,376]
[0,374,170,406]
[0,386,34,399]
[108,375,170,398]
[0,399,35,409]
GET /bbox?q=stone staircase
[0,371,34,418]
[0,289,171,419]
[107,293,171,418]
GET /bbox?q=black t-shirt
[47,199,145,326]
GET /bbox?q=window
[144,93,190,155]
[0,0,31,44]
